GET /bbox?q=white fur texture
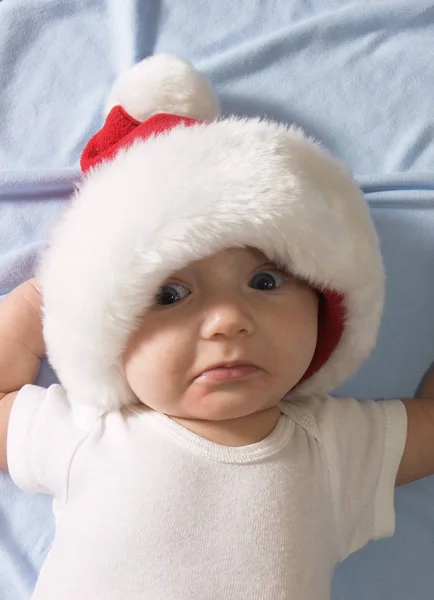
[39,118,384,412]
[105,54,220,122]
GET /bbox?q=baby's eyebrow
[167,249,285,281]
[245,246,268,261]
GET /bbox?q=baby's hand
[416,362,434,398]
[0,278,44,391]
[396,362,434,486]
[0,278,45,471]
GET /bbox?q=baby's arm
[0,279,45,471]
[396,364,434,486]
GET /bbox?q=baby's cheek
[130,359,187,413]
[124,324,196,411]
[123,351,155,399]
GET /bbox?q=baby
[0,55,433,600]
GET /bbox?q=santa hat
[39,54,384,414]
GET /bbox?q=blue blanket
[1,1,434,598]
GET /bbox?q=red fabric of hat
[81,106,200,173]
[300,290,346,386]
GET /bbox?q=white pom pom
[105,54,220,122]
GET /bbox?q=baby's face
[123,248,318,421]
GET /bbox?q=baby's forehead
[173,247,271,275]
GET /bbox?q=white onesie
[7,384,407,600]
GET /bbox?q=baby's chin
[175,386,278,422]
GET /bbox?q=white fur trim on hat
[105,54,220,122]
[39,118,384,413]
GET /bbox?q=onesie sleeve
[299,395,407,561]
[7,384,88,499]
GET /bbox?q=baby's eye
[249,269,287,291]
[155,283,190,306]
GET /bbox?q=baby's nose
[200,301,255,339]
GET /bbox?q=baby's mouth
[194,362,261,383]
